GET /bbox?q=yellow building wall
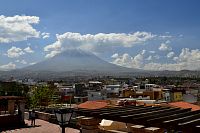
[173,92,183,101]
[123,90,134,97]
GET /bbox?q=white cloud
[44,31,156,57]
[112,52,180,70]
[159,35,172,39]
[21,60,27,64]
[44,41,62,58]
[149,51,156,54]
[154,55,160,60]
[6,46,25,58]
[129,50,147,68]
[178,48,200,62]
[41,32,50,39]
[159,43,172,51]
[113,53,132,68]
[0,62,16,70]
[165,40,171,44]
[111,53,119,58]
[179,34,183,37]
[112,50,146,69]
[143,62,181,71]
[146,56,153,61]
[24,46,34,53]
[29,62,36,65]
[44,41,61,52]
[45,50,61,58]
[143,61,200,71]
[167,52,175,58]
[0,15,40,43]
[112,48,200,71]
[6,46,34,58]
[15,59,27,64]
[173,57,179,61]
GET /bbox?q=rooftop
[78,100,108,109]
[167,101,200,111]
[75,104,200,131]
[89,81,102,84]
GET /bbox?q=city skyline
[1,0,200,71]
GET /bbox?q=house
[122,89,135,98]
[131,85,163,100]
[183,93,197,103]
[162,89,171,102]
[87,90,106,101]
[59,86,74,102]
[183,88,198,103]
[145,84,156,91]
[137,83,156,92]
[74,83,87,97]
[171,91,183,102]
[104,85,122,98]
[163,85,184,102]
[88,81,102,91]
[121,85,136,98]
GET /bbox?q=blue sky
[0,0,200,71]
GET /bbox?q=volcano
[23,49,138,73]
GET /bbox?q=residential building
[88,81,102,91]
[171,91,183,102]
[104,85,122,98]
[74,83,87,97]
[162,89,171,102]
[87,90,106,101]
[58,86,74,102]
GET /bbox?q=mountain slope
[23,49,138,73]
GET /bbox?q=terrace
[75,104,200,133]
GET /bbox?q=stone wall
[24,111,56,123]
[0,114,22,128]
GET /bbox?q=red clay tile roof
[78,101,108,109]
[168,101,200,111]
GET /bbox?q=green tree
[29,85,56,108]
